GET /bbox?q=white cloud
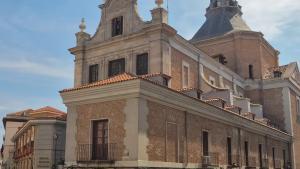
[239,0,300,40]
[0,59,73,79]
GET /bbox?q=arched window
[249,65,254,79]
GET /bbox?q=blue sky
[0,0,299,140]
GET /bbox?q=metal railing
[77,143,117,163]
[202,152,219,167]
[13,143,34,159]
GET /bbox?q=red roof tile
[60,73,138,93]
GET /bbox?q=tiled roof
[61,73,138,93]
[5,106,66,120]
[61,72,173,93]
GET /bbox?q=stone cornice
[11,120,66,142]
[61,79,291,142]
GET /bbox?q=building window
[163,77,169,87]
[283,149,286,169]
[166,122,178,162]
[183,64,189,88]
[249,65,254,79]
[89,64,99,83]
[136,53,148,75]
[272,147,276,168]
[92,120,109,160]
[259,144,263,168]
[213,54,227,65]
[202,131,209,156]
[273,70,282,78]
[108,58,125,77]
[112,16,123,37]
[227,137,232,165]
[244,141,249,166]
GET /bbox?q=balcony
[201,152,220,167]
[77,143,117,163]
[13,143,34,159]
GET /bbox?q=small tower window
[112,16,123,37]
[273,70,282,78]
[249,65,254,79]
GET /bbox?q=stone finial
[79,18,86,32]
[155,0,164,8]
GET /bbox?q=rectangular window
[166,122,178,162]
[163,77,169,87]
[112,16,123,37]
[108,58,125,77]
[272,147,276,168]
[259,144,263,168]
[227,137,232,165]
[89,64,99,83]
[183,65,189,88]
[283,149,286,169]
[202,131,209,156]
[92,120,109,160]
[136,53,148,75]
[244,141,249,166]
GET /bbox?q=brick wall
[263,88,285,130]
[76,100,127,161]
[145,100,289,167]
[290,90,300,166]
[171,48,199,90]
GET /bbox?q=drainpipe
[184,111,188,166]
[238,128,241,168]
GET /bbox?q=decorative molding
[61,79,291,142]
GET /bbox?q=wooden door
[92,120,108,160]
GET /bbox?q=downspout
[184,111,188,166]
[238,128,241,168]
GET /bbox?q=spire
[191,0,250,42]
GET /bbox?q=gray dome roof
[191,0,251,42]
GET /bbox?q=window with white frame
[182,62,189,88]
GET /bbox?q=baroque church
[60,0,300,168]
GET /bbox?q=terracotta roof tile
[60,73,138,93]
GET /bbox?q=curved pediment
[89,0,145,44]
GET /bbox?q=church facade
[60,0,300,168]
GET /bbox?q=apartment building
[1,107,66,169]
